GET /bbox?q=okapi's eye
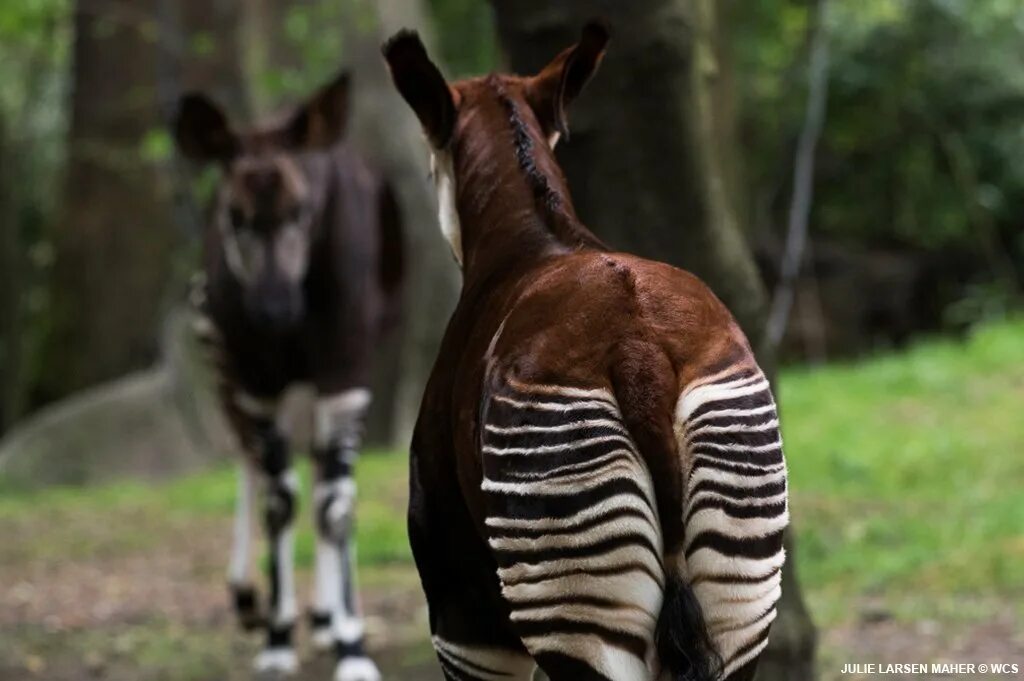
[228,205,246,229]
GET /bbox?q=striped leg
[673,369,788,680]
[253,408,300,675]
[481,383,664,681]
[311,389,380,681]
[431,636,535,681]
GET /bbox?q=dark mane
[485,75,606,252]
[489,76,562,212]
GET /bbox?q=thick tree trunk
[33,0,178,406]
[341,0,460,448]
[491,2,817,679]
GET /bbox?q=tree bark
[490,2,817,678]
[33,0,179,406]
[0,115,18,432]
[340,0,461,448]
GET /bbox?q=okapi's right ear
[173,93,239,165]
[526,20,610,141]
[382,30,457,149]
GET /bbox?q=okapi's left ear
[526,20,610,141]
[382,29,457,149]
[285,70,351,149]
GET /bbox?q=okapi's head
[173,72,350,328]
[382,22,609,267]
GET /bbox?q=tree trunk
[32,0,179,407]
[0,115,18,432]
[177,0,250,120]
[490,2,817,678]
[341,0,461,448]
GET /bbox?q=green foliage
[733,0,1024,281]
[428,0,499,76]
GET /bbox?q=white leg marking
[334,656,381,681]
[312,537,341,650]
[314,389,372,448]
[228,463,257,586]
[271,470,300,628]
[254,647,299,675]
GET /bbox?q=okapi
[173,71,401,681]
[384,22,787,681]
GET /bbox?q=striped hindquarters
[481,382,664,681]
[674,369,788,678]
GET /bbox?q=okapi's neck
[449,77,606,279]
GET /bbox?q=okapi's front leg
[253,417,300,675]
[227,460,263,630]
[311,389,381,681]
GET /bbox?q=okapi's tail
[655,575,723,681]
[665,366,789,681]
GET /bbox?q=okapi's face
[383,22,608,267]
[173,73,350,328]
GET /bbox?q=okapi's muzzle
[247,271,304,329]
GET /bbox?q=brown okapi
[383,22,787,681]
[173,71,401,681]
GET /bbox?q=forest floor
[1,320,1023,680]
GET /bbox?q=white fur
[253,647,298,676]
[227,464,257,585]
[311,625,335,652]
[430,151,463,266]
[314,388,372,448]
[313,537,341,624]
[432,637,535,681]
[334,656,381,681]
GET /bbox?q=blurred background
[0,0,1022,679]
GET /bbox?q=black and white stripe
[432,636,535,681]
[673,369,788,678]
[481,383,663,680]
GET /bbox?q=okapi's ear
[526,20,610,141]
[173,93,239,165]
[382,29,457,148]
[286,69,351,150]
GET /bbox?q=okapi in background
[384,22,787,681]
[173,70,401,681]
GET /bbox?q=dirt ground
[1,509,1021,680]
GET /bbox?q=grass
[780,319,1024,623]
[2,319,1023,630]
[0,448,411,571]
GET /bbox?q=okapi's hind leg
[311,389,381,681]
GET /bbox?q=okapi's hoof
[253,647,299,677]
[308,610,334,652]
[334,656,381,681]
[230,584,266,631]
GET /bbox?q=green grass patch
[780,320,1024,622]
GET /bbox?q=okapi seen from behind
[384,22,787,681]
[173,71,401,681]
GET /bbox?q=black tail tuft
[656,576,724,681]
